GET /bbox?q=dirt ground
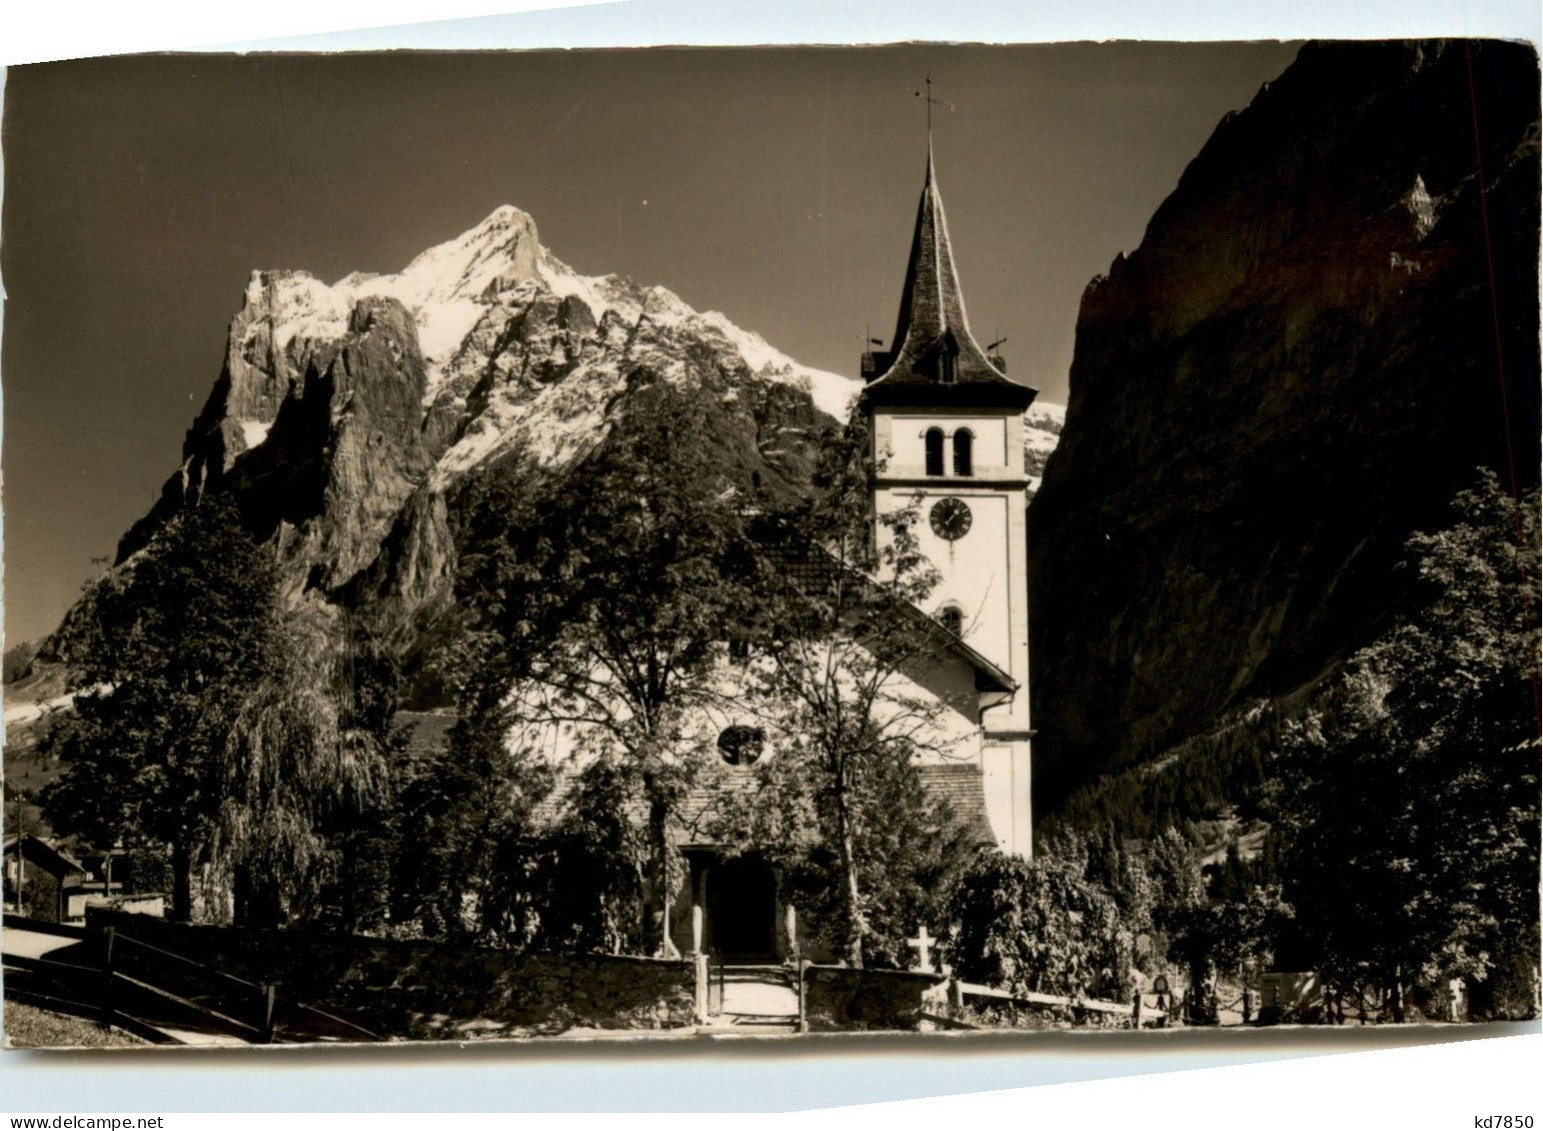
[3,1001,148,1049]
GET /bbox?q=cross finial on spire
[915,70,945,147]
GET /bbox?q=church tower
[861,145,1038,857]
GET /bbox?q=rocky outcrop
[1029,40,1541,804]
[117,292,434,605]
[79,205,859,695]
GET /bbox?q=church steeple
[863,147,1036,408]
[860,134,1037,858]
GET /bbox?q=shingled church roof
[751,519,1017,696]
[863,146,1038,410]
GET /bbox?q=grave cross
[906,925,937,972]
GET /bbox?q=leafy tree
[945,844,1131,1000]
[40,495,279,920]
[533,755,652,953]
[1073,823,1197,979]
[212,608,397,927]
[322,629,410,933]
[445,390,763,954]
[392,682,555,944]
[1160,883,1293,1021]
[727,418,979,967]
[730,717,980,968]
[41,494,402,928]
[1267,471,1540,1019]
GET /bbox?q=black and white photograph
[2,31,1538,1054]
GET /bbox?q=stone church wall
[802,964,948,1031]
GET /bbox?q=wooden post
[691,864,706,956]
[259,983,277,1044]
[100,925,116,1026]
[796,957,809,1035]
[1132,989,1142,1028]
[694,953,710,1024]
[13,798,24,915]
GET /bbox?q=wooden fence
[3,914,380,1045]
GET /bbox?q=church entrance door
[708,854,778,962]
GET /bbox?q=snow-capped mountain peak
[233,207,858,430]
[151,205,862,594]
[1024,400,1066,496]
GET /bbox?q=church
[672,145,1039,961]
[860,141,1038,860]
[620,145,1030,962]
[403,145,1039,964]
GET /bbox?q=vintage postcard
[2,38,1538,1049]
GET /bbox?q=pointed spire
[888,143,972,358]
[866,146,1032,406]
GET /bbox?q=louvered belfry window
[953,429,973,477]
[924,428,945,476]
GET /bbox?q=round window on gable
[938,605,964,637]
[718,725,766,766]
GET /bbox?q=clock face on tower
[929,496,972,541]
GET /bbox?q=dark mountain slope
[1029,40,1541,806]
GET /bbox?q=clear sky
[1,42,1300,644]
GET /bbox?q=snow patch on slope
[434,355,621,480]
[699,310,858,421]
[239,420,273,451]
[538,258,643,326]
[1024,400,1066,495]
[246,271,350,353]
[4,686,108,729]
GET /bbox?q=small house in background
[2,834,86,923]
[2,837,165,923]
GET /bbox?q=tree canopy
[41,494,281,920]
[718,417,980,967]
[435,389,767,952]
[1266,471,1540,1017]
[40,493,398,926]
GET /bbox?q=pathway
[1,925,79,962]
[701,965,800,1034]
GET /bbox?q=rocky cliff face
[1029,40,1541,804]
[96,206,859,679]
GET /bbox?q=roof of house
[863,146,1038,411]
[1,834,87,876]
